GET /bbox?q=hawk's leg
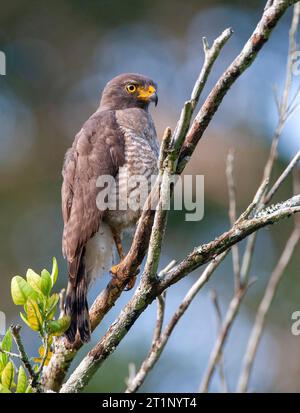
[111,228,125,260]
[110,228,138,291]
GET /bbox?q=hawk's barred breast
[104,107,159,232]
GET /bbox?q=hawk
[62,73,159,343]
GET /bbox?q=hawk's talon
[110,262,123,279]
[125,275,137,291]
[110,263,139,291]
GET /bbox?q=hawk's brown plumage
[62,73,159,342]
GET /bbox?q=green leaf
[1,361,14,389]
[11,276,38,305]
[51,257,58,286]
[48,316,71,336]
[26,269,42,293]
[16,366,27,393]
[20,312,32,330]
[1,329,12,353]
[26,299,43,332]
[0,329,12,366]
[0,360,5,374]
[25,384,34,393]
[0,383,11,393]
[0,353,8,369]
[41,270,52,296]
[46,293,59,320]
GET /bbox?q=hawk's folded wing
[61,110,125,284]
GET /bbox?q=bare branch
[0,348,22,360]
[178,0,299,173]
[161,195,300,290]
[210,290,229,392]
[36,335,50,378]
[152,293,166,344]
[199,282,252,393]
[237,227,300,392]
[60,196,300,393]
[237,178,269,224]
[10,325,40,391]
[190,28,233,111]
[239,0,300,290]
[240,233,258,286]
[226,150,241,290]
[264,149,300,204]
[125,252,228,393]
[125,363,136,388]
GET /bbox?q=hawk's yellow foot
[110,263,139,291]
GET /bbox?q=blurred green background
[0,0,299,392]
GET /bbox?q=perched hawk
[62,73,159,343]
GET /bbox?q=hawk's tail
[64,254,91,343]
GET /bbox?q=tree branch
[11,325,40,392]
[60,196,300,393]
[125,253,228,393]
[226,150,241,290]
[178,0,299,173]
[237,226,300,392]
[44,0,299,393]
[199,281,253,393]
[209,290,229,393]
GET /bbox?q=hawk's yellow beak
[137,85,158,106]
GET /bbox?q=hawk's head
[100,73,158,111]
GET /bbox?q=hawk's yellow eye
[126,84,137,94]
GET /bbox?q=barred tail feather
[64,281,78,343]
[76,276,91,343]
[64,249,91,343]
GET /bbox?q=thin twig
[125,363,136,388]
[0,348,22,359]
[236,178,269,224]
[237,227,300,392]
[152,293,166,344]
[142,128,172,282]
[264,149,300,204]
[199,282,254,393]
[178,0,299,172]
[210,290,229,392]
[158,260,177,279]
[226,150,241,290]
[143,28,233,282]
[161,195,300,290]
[37,335,50,377]
[239,0,300,292]
[10,325,40,391]
[125,252,228,393]
[240,233,258,285]
[262,2,300,188]
[190,28,233,111]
